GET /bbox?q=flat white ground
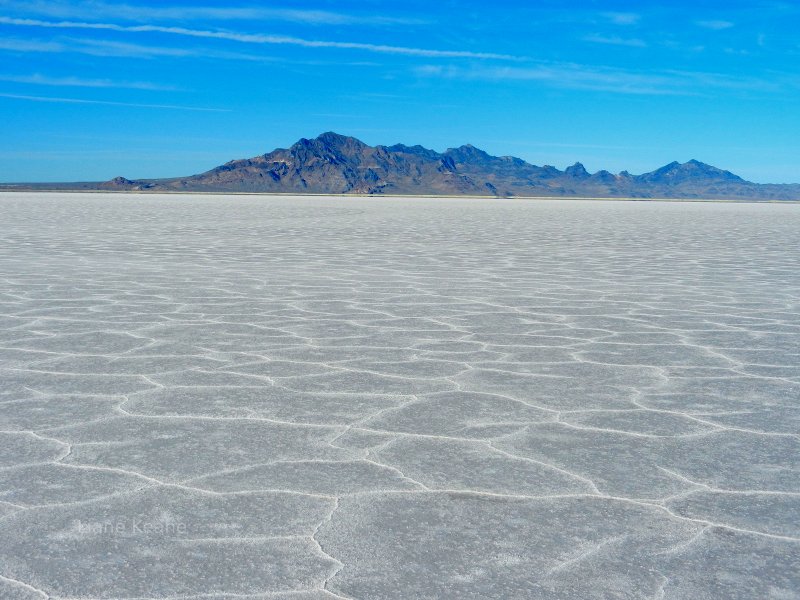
[0,193,798,599]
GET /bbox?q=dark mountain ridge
[5,132,799,200]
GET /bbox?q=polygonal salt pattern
[0,193,798,599]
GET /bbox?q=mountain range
[5,132,799,200]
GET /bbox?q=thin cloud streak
[0,37,63,52]
[65,37,199,58]
[600,12,641,25]
[584,35,647,48]
[0,35,197,57]
[0,92,229,111]
[0,1,427,26]
[416,64,693,96]
[696,20,735,30]
[0,16,520,60]
[0,73,180,90]
[0,35,386,67]
[416,63,788,96]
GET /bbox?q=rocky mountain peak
[565,162,590,178]
[637,160,744,185]
[444,144,492,163]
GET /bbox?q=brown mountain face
[9,132,799,199]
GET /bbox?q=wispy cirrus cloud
[416,63,786,96]
[416,64,689,96]
[0,37,63,52]
[0,0,427,26]
[0,35,386,67]
[0,35,201,58]
[695,20,735,30]
[65,37,199,58]
[0,16,518,60]
[0,72,180,90]
[584,35,647,48]
[0,92,229,111]
[600,12,641,26]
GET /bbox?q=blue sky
[0,0,798,183]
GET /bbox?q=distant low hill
[4,132,799,200]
